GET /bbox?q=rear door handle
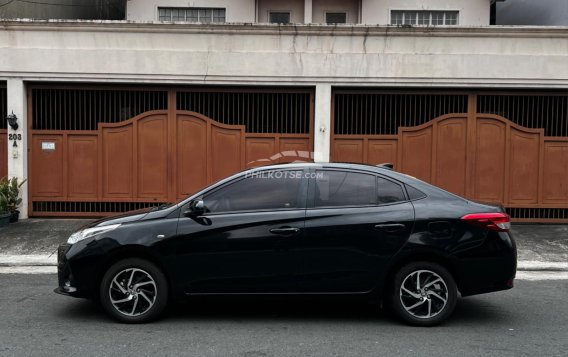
[374,223,406,233]
[269,227,301,236]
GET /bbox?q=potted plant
[0,177,26,223]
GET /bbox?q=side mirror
[184,199,205,217]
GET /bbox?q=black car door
[167,168,308,294]
[295,168,415,293]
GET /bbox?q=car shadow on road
[55,294,511,326]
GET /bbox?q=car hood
[80,207,156,230]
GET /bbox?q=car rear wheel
[100,258,168,323]
[391,262,457,326]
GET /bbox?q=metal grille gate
[29,85,314,216]
[332,89,568,223]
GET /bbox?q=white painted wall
[127,0,492,25]
[126,0,256,22]
[6,79,28,219]
[362,0,491,25]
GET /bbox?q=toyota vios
[55,163,516,326]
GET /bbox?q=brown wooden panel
[367,139,397,167]
[400,127,433,182]
[435,119,467,196]
[102,125,133,199]
[31,135,64,197]
[473,119,506,202]
[245,137,276,168]
[177,114,208,197]
[137,115,168,199]
[279,138,311,162]
[542,141,568,203]
[67,135,98,198]
[210,124,242,182]
[0,130,6,180]
[508,128,540,204]
[333,139,364,163]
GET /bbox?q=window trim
[324,11,348,24]
[389,9,460,26]
[307,168,409,210]
[191,168,309,216]
[268,10,292,24]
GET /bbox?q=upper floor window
[391,10,459,26]
[269,11,291,24]
[158,7,226,23]
[325,12,347,24]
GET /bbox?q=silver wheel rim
[399,269,449,319]
[109,268,157,317]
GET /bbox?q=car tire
[390,261,457,326]
[100,258,168,324]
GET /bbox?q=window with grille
[269,11,291,24]
[391,11,459,26]
[325,12,347,24]
[158,7,226,23]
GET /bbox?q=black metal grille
[507,207,568,221]
[478,94,568,137]
[0,85,6,130]
[334,92,468,135]
[31,88,168,130]
[177,90,312,134]
[32,201,168,215]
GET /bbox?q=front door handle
[269,227,301,236]
[374,223,406,233]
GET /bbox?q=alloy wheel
[108,268,157,317]
[399,269,449,319]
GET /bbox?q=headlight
[67,224,121,244]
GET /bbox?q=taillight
[460,212,511,232]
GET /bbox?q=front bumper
[56,243,82,297]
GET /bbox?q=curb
[0,255,567,271]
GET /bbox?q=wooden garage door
[29,86,313,216]
[332,91,568,223]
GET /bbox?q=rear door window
[314,170,377,207]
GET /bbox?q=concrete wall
[1,22,566,87]
[362,0,491,25]
[497,0,568,26]
[257,0,305,23]
[312,0,360,24]
[0,0,125,20]
[127,0,255,22]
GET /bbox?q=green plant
[0,177,26,214]
[0,180,8,214]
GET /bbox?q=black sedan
[55,163,516,326]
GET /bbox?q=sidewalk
[0,219,567,270]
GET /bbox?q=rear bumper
[456,231,517,297]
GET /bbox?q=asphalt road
[0,275,566,357]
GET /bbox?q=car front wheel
[100,258,168,323]
[391,261,457,326]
